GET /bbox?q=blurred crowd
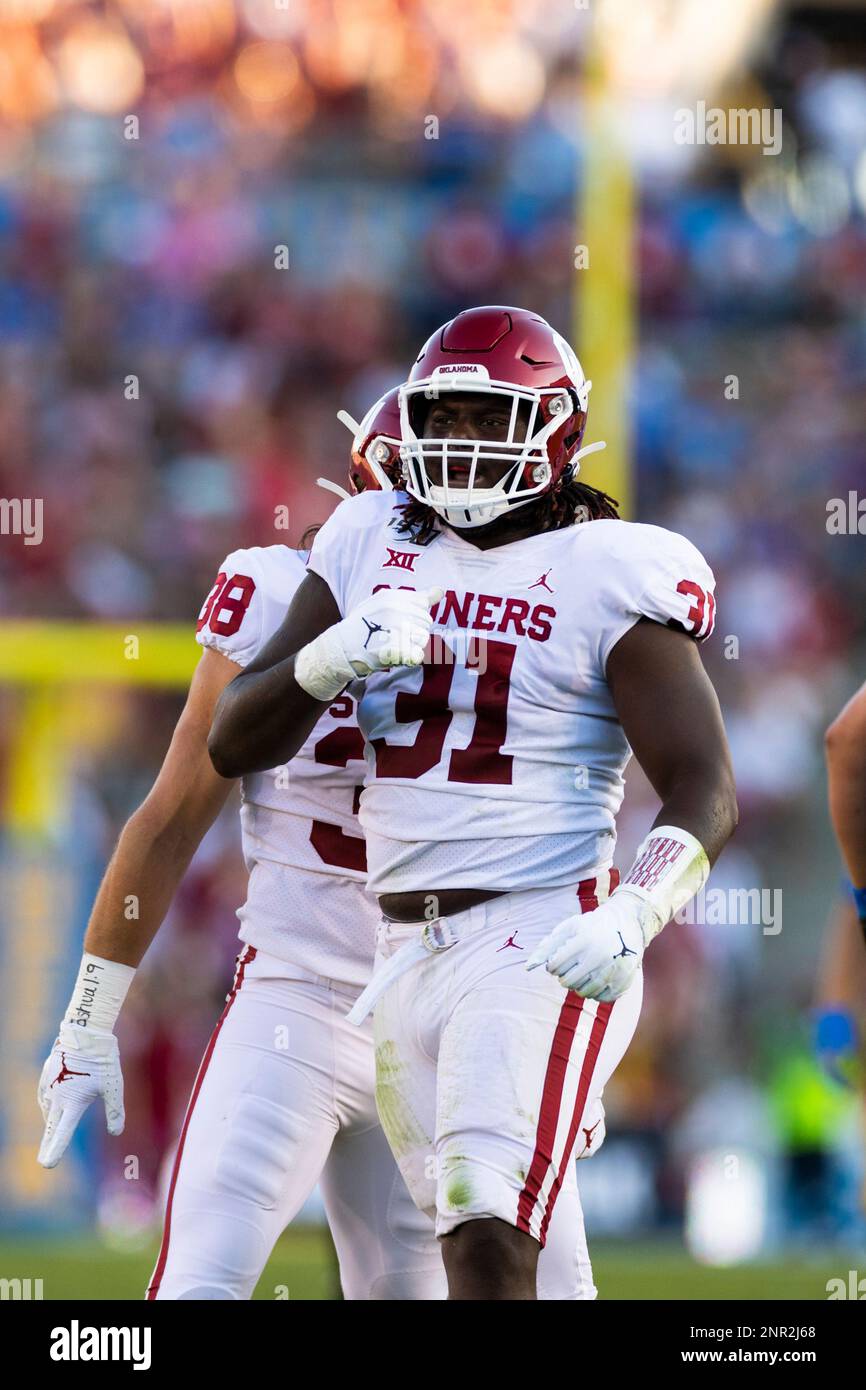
[2,1,866,1245]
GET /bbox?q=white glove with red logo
[37,1024,124,1169]
[526,827,710,1003]
[526,893,652,1002]
[37,951,134,1168]
[295,587,444,702]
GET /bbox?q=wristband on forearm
[614,825,711,945]
[851,883,866,927]
[62,952,136,1034]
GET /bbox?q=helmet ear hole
[562,408,587,453]
[345,386,403,492]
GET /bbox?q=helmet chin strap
[317,477,352,501]
[428,487,514,529]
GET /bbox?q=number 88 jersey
[308,491,717,896]
[197,545,375,986]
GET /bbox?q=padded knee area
[366,1267,449,1301]
[173,1285,244,1301]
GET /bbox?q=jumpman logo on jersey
[362,617,386,650]
[614,932,638,961]
[496,930,524,952]
[528,568,555,594]
[50,1053,91,1088]
[582,1120,602,1150]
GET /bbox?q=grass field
[0,1232,846,1300]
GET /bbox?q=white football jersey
[308,491,717,895]
[196,545,375,985]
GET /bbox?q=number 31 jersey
[196,546,374,986]
[308,491,717,895]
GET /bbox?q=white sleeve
[195,549,265,669]
[598,525,717,671]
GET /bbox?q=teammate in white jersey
[36,387,597,1301]
[210,307,738,1300]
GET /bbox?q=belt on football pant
[346,914,466,1026]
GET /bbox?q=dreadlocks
[541,474,620,529]
[394,472,619,545]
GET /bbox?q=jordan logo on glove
[51,1052,91,1087]
[362,618,386,650]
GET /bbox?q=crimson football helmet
[338,387,403,494]
[398,306,597,529]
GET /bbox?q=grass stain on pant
[374,1039,430,1162]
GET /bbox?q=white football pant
[148,943,597,1299]
[373,872,643,1246]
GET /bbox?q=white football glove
[296,586,444,702]
[37,1024,124,1169]
[525,892,658,1002]
[340,587,445,676]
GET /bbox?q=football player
[814,899,866,1088]
[209,306,738,1300]
[37,386,598,1302]
[826,679,866,943]
[814,680,866,1086]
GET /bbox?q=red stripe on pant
[516,990,584,1240]
[146,944,257,1300]
[539,1001,612,1244]
[515,870,619,1243]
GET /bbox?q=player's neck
[446,503,548,551]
